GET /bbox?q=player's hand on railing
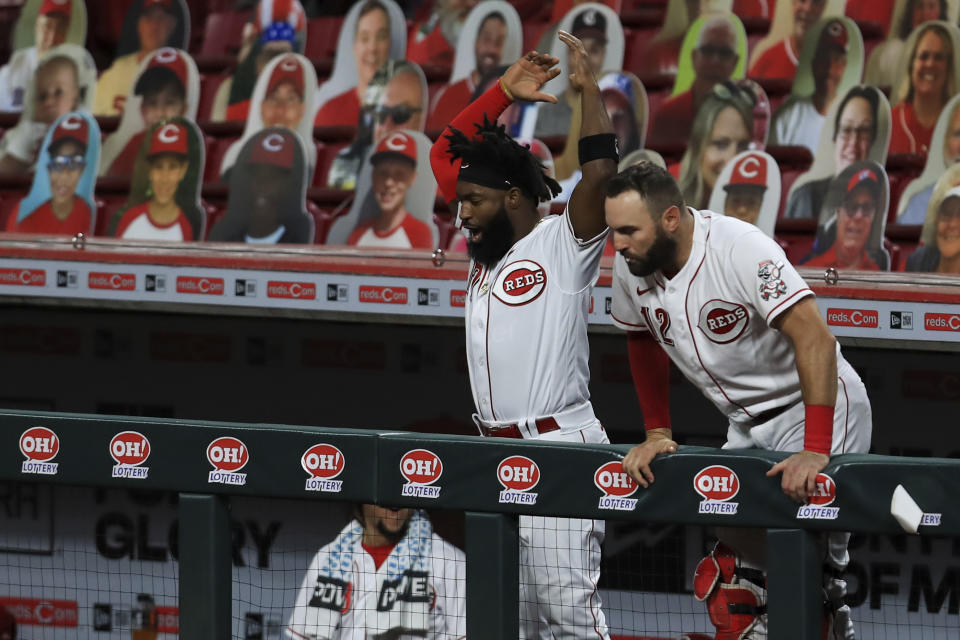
[558,30,596,94]
[766,449,830,503]
[500,51,562,104]
[622,435,678,488]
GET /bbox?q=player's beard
[622,226,677,277]
[467,205,515,267]
[376,512,411,545]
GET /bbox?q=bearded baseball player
[429,34,617,639]
[607,163,872,640]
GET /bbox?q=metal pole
[466,511,519,639]
[178,493,232,640]
[767,528,822,640]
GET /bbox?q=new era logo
[327,284,348,301]
[604,297,612,314]
[56,270,77,288]
[235,279,257,297]
[417,288,439,306]
[890,311,913,330]
[145,274,166,292]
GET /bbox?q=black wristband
[579,133,619,166]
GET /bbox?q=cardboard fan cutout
[801,160,890,270]
[887,20,960,155]
[326,59,428,190]
[784,85,891,219]
[0,43,96,173]
[427,1,522,130]
[769,17,865,153]
[898,92,960,223]
[526,4,625,140]
[672,14,748,97]
[643,0,734,78]
[906,166,960,272]
[314,0,407,127]
[210,128,312,244]
[326,129,438,250]
[5,111,99,236]
[0,0,87,112]
[748,0,846,79]
[94,0,190,116]
[864,0,957,89]
[219,53,317,180]
[109,117,205,242]
[708,150,781,237]
[99,47,199,178]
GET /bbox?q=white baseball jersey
[611,209,853,424]
[285,534,466,640]
[465,207,607,423]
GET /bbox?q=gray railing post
[178,493,232,640]
[767,528,823,639]
[466,511,519,639]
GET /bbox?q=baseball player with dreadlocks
[430,34,618,639]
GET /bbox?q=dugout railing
[1,409,957,639]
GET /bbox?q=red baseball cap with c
[148,121,189,157]
[370,131,417,167]
[51,113,88,147]
[266,55,305,98]
[39,0,71,18]
[724,153,768,190]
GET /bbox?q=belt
[749,402,796,427]
[479,417,561,439]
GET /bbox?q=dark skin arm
[561,30,616,241]
[766,296,838,502]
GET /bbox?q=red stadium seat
[96,196,129,237]
[0,193,24,231]
[522,21,552,55]
[767,145,813,218]
[885,154,925,222]
[622,27,659,78]
[200,11,251,57]
[883,237,902,271]
[306,17,344,61]
[313,140,349,188]
[306,201,329,244]
[204,137,239,184]
[197,73,230,122]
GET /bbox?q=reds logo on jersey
[492,260,547,306]
[757,260,787,301]
[698,300,749,344]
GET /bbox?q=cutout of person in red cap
[215,0,305,123]
[6,111,99,235]
[749,0,827,81]
[770,18,859,153]
[210,128,313,244]
[111,119,202,241]
[0,0,81,112]
[100,47,197,178]
[708,149,781,236]
[260,54,306,129]
[347,131,432,249]
[803,161,889,270]
[888,21,960,155]
[94,0,188,116]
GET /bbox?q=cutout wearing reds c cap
[724,153,768,191]
[135,48,188,95]
[370,131,417,167]
[248,130,295,169]
[148,122,188,157]
[266,56,305,98]
[51,113,88,147]
[39,0,71,18]
[571,9,607,44]
[822,19,848,52]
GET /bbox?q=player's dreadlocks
[445,114,561,203]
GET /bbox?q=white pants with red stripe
[519,422,610,640]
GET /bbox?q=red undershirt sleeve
[429,81,513,204]
[627,331,672,431]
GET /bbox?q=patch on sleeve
[757,259,788,301]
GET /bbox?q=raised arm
[766,296,838,502]
[560,30,618,241]
[429,52,561,205]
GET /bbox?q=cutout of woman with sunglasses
[5,110,98,235]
